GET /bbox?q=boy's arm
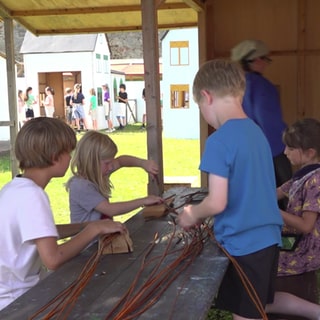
[35,220,126,270]
[56,223,90,239]
[178,174,228,229]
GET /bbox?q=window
[170,41,189,66]
[96,53,102,73]
[170,84,189,109]
[103,55,109,73]
[97,87,102,106]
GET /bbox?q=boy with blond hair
[178,59,283,319]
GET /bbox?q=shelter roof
[0,1,204,35]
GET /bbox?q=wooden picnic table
[0,187,229,320]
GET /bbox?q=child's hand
[143,159,159,176]
[93,220,127,235]
[143,195,163,206]
[177,205,200,230]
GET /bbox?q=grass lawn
[0,124,200,224]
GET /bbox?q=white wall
[161,28,199,139]
[0,56,10,140]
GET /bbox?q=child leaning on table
[0,117,126,311]
[66,130,163,223]
[177,59,283,319]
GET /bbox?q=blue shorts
[73,104,85,119]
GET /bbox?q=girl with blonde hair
[67,131,162,223]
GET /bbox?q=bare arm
[277,187,286,200]
[56,222,90,239]
[110,156,159,177]
[281,210,318,234]
[178,174,228,229]
[95,195,163,218]
[35,220,126,270]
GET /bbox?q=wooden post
[198,1,209,188]
[141,0,164,196]
[4,18,19,177]
[297,0,306,119]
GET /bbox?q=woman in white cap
[231,39,292,211]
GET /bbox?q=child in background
[267,118,320,319]
[0,117,125,311]
[102,84,115,132]
[65,87,75,128]
[24,86,36,120]
[43,86,55,118]
[17,89,26,129]
[116,83,128,130]
[89,88,98,130]
[66,130,163,223]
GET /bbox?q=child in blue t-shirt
[178,59,290,319]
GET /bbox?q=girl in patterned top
[267,118,320,319]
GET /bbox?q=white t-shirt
[0,177,58,310]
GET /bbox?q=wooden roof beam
[10,3,190,17]
[182,0,205,12]
[0,2,12,18]
[32,20,198,35]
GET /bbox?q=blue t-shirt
[200,118,282,256]
[71,92,85,104]
[243,72,287,157]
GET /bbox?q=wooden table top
[0,187,229,320]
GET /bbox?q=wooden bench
[0,187,228,320]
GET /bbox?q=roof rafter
[31,21,197,35]
[182,0,205,12]
[10,3,190,17]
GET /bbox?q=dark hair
[45,86,55,95]
[24,86,32,101]
[283,118,320,154]
[120,84,126,90]
[240,59,253,72]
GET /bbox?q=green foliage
[207,308,232,320]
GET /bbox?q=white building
[161,28,199,139]
[20,32,124,129]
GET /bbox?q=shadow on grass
[96,123,146,135]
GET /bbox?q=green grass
[0,124,200,224]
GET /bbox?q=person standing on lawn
[66,130,163,223]
[0,117,126,311]
[102,84,115,132]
